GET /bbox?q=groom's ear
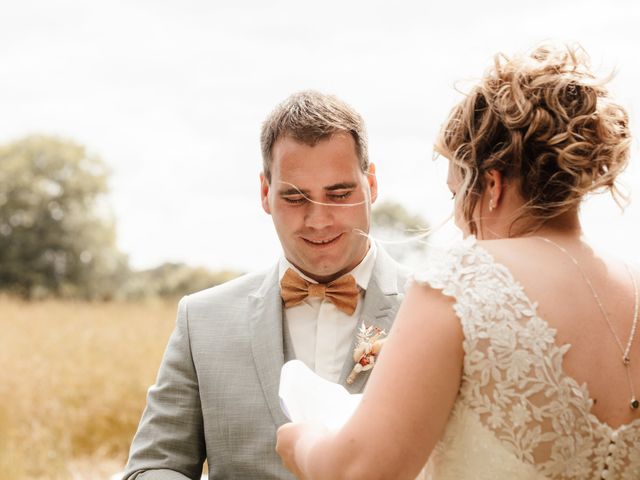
[260,173,272,215]
[367,163,378,204]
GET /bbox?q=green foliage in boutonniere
[346,324,387,384]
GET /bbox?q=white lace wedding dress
[413,237,640,480]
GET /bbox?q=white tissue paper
[279,360,362,431]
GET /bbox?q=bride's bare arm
[276,282,464,480]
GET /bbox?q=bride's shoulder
[474,236,533,254]
[474,237,549,268]
[427,236,515,267]
[414,237,524,314]
[416,236,499,287]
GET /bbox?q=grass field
[0,296,178,479]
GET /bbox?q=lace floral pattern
[415,237,640,479]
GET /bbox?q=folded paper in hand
[279,360,362,431]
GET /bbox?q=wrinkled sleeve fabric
[123,296,206,480]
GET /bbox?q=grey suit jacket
[123,246,410,479]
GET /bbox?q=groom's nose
[304,201,333,230]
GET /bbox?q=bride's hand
[277,422,329,479]
[276,422,309,478]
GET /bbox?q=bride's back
[481,237,639,429]
[422,237,640,480]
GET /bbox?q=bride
[275,44,640,479]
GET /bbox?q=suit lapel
[338,247,406,393]
[248,265,289,426]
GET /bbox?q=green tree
[0,135,128,298]
[371,200,430,264]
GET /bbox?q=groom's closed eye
[279,187,310,205]
[282,194,307,205]
[325,183,357,203]
[326,190,353,202]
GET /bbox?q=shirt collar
[278,242,377,291]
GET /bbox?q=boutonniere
[346,324,387,384]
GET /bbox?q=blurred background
[2,0,639,478]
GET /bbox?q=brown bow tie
[280,268,360,315]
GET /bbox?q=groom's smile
[301,233,343,247]
[260,132,377,284]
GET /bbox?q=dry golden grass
[0,296,177,479]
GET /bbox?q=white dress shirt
[279,243,377,383]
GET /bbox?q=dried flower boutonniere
[346,324,387,384]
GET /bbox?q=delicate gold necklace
[535,236,639,411]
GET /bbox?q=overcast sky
[2,0,639,271]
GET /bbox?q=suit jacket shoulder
[181,266,280,328]
[186,268,271,305]
[371,244,412,292]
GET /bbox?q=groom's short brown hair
[260,90,369,183]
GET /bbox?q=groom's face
[261,132,377,283]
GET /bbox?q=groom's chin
[292,255,348,283]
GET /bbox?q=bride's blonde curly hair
[435,43,631,236]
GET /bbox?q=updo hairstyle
[436,44,631,236]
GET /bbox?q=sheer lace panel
[414,237,640,479]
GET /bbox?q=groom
[123,91,410,479]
